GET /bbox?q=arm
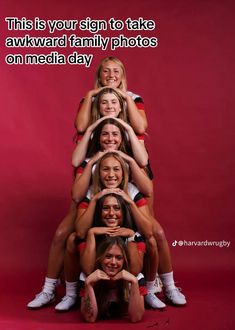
[127,241,144,276]
[113,150,153,197]
[113,190,153,238]
[80,269,110,322]
[114,89,148,134]
[113,270,145,323]
[112,118,148,167]
[80,227,119,274]
[72,116,111,167]
[75,88,103,133]
[72,152,105,203]
[75,189,113,238]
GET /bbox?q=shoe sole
[27,298,55,310]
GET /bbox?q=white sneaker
[153,274,163,293]
[145,293,166,309]
[55,295,77,311]
[27,291,55,309]
[165,288,186,305]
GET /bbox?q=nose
[106,101,112,109]
[108,207,115,216]
[110,256,117,265]
[107,133,113,141]
[107,169,114,178]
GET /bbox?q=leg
[55,232,80,311]
[152,218,186,306]
[27,201,77,309]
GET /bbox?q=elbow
[135,127,146,135]
[143,187,153,198]
[76,230,86,240]
[72,159,78,168]
[138,159,148,168]
[130,310,144,323]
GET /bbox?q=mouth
[105,179,118,186]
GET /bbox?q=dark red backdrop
[0,0,234,329]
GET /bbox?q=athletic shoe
[55,295,77,311]
[153,274,163,293]
[145,293,166,309]
[27,291,55,309]
[164,288,186,305]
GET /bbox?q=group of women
[27,57,186,322]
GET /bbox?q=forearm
[75,94,93,133]
[80,232,96,274]
[127,242,143,275]
[127,130,148,167]
[72,131,91,167]
[126,96,148,134]
[129,160,153,197]
[129,203,152,238]
[81,284,98,322]
[75,200,97,238]
[72,164,93,202]
[128,281,145,322]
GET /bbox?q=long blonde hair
[92,152,129,195]
[94,56,127,91]
[91,87,128,124]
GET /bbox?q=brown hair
[94,236,129,317]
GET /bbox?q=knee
[66,232,77,254]
[145,236,157,251]
[152,221,166,242]
[52,227,69,247]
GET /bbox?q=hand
[86,87,105,99]
[89,150,106,165]
[86,115,114,134]
[109,227,135,238]
[91,188,123,201]
[109,117,132,132]
[111,150,133,164]
[112,270,137,283]
[86,269,110,285]
[109,189,134,205]
[89,226,121,236]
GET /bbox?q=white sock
[65,281,78,297]
[146,280,155,294]
[43,277,58,294]
[159,271,176,291]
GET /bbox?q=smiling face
[101,196,123,227]
[101,244,124,277]
[99,124,122,151]
[99,93,122,117]
[99,60,123,88]
[99,157,123,188]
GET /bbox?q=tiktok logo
[172,240,178,247]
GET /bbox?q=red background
[0,0,234,329]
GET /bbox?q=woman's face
[99,157,123,189]
[101,244,124,277]
[99,60,122,88]
[99,93,122,117]
[101,196,123,227]
[99,124,122,151]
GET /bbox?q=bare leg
[151,219,173,274]
[47,201,77,278]
[64,232,80,282]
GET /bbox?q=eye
[116,255,123,261]
[105,254,112,259]
[114,206,121,211]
